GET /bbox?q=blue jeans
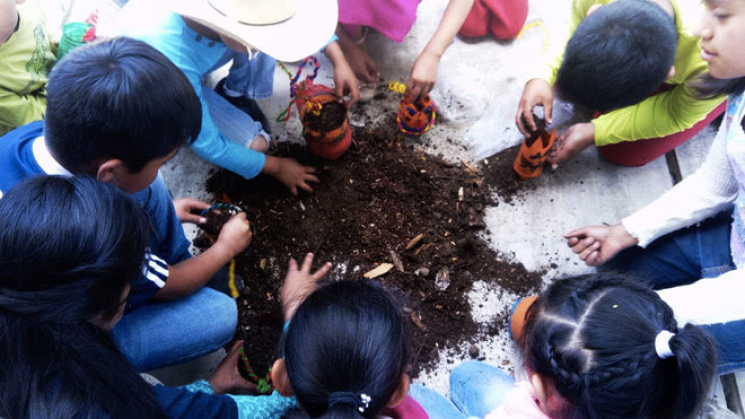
[604,209,745,372]
[410,361,515,419]
[209,51,275,99]
[111,287,237,371]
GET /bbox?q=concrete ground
[52,0,743,414]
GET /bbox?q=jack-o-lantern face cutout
[397,95,436,136]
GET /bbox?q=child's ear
[586,4,602,16]
[666,65,676,81]
[270,359,294,396]
[386,373,411,408]
[96,159,126,184]
[531,373,567,415]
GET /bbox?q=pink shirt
[485,382,551,419]
[337,0,421,43]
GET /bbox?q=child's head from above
[0,0,23,44]
[274,280,411,419]
[519,275,717,419]
[556,0,677,112]
[0,175,148,330]
[44,37,202,193]
[0,175,164,418]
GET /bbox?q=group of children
[0,0,744,417]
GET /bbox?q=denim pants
[210,50,275,100]
[111,287,237,371]
[410,361,515,419]
[604,209,745,372]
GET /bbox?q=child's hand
[215,212,252,256]
[324,40,360,106]
[333,59,360,106]
[173,198,211,224]
[345,43,380,83]
[564,224,638,266]
[516,79,554,136]
[208,340,257,395]
[272,157,320,196]
[407,50,440,102]
[547,123,595,169]
[280,253,333,321]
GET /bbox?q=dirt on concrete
[195,123,542,381]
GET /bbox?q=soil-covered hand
[208,340,257,395]
[564,223,639,266]
[215,212,252,257]
[516,79,554,136]
[280,253,333,321]
[547,123,595,169]
[173,198,211,224]
[407,50,440,102]
[272,157,320,196]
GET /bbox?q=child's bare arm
[155,213,252,299]
[334,24,380,83]
[407,0,473,100]
[323,40,360,105]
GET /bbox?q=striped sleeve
[126,251,170,312]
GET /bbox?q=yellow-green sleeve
[593,85,725,146]
[0,89,47,135]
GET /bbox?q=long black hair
[520,275,717,419]
[0,176,166,418]
[283,280,411,419]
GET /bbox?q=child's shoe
[216,78,273,135]
[512,127,556,179]
[397,95,436,136]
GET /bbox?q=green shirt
[0,0,56,136]
[537,0,725,146]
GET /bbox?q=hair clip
[655,330,675,359]
[358,393,371,413]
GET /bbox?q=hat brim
[171,0,338,62]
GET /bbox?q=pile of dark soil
[197,126,541,379]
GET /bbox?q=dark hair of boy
[0,176,167,418]
[520,275,717,419]
[44,37,202,175]
[556,0,677,112]
[283,280,411,419]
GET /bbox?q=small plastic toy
[389,82,437,136]
[512,119,556,179]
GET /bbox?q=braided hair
[520,275,716,419]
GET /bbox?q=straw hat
[170,0,338,62]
